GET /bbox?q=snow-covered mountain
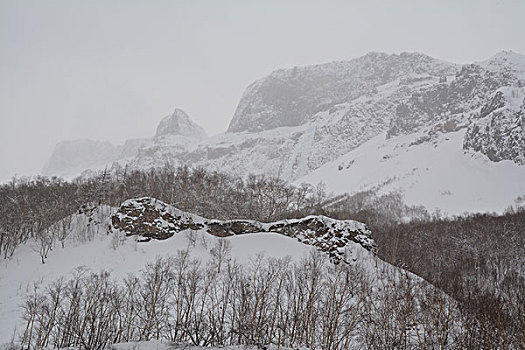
[227,52,457,133]
[155,108,208,139]
[43,51,525,214]
[42,108,207,178]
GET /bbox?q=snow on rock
[479,50,525,83]
[112,197,204,240]
[264,215,375,258]
[463,87,525,164]
[111,197,375,261]
[227,51,457,133]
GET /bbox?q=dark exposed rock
[206,220,263,237]
[111,197,204,240]
[267,216,376,261]
[111,197,375,262]
[463,90,525,164]
[155,109,208,140]
[387,64,516,139]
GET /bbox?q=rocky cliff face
[228,52,457,133]
[383,52,525,165]
[463,87,525,164]
[155,108,208,140]
[111,197,375,261]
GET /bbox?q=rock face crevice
[463,88,525,164]
[111,197,376,261]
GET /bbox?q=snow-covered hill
[4,198,507,348]
[42,51,525,214]
[0,198,376,342]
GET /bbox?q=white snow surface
[0,221,320,341]
[298,129,525,216]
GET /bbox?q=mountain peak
[155,108,208,140]
[479,50,525,82]
[227,51,457,133]
[488,50,525,60]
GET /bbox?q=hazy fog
[1,0,524,182]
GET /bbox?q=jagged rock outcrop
[386,62,521,139]
[463,87,525,164]
[111,197,375,261]
[111,197,203,240]
[155,108,208,140]
[43,109,206,178]
[378,52,525,166]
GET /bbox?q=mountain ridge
[42,51,525,214]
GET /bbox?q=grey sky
[1,0,524,182]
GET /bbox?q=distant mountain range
[43,51,525,214]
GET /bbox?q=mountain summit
[155,108,208,140]
[227,52,457,133]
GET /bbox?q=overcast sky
[0,0,524,182]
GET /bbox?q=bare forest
[1,166,524,349]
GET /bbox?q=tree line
[0,165,328,260]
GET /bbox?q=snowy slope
[298,129,525,215]
[0,198,377,342]
[0,224,316,341]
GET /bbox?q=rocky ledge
[111,197,204,240]
[111,197,376,261]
